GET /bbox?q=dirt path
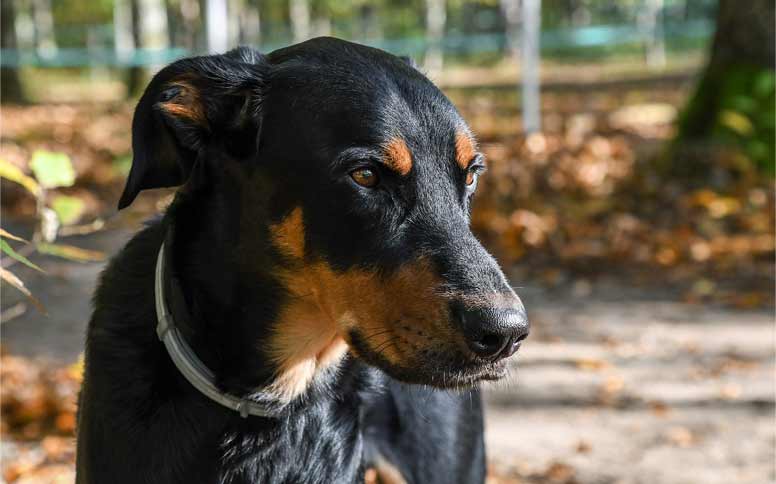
[1,227,773,484]
[484,285,774,484]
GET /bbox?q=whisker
[373,338,401,361]
[372,336,399,354]
[361,329,395,343]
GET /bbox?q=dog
[76,37,528,484]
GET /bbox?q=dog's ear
[118,48,268,209]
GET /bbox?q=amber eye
[465,170,476,186]
[351,167,379,188]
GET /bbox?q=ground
[1,226,773,483]
[486,279,774,484]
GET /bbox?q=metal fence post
[521,0,541,134]
[207,0,229,54]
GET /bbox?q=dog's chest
[187,411,364,484]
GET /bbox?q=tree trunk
[227,0,241,48]
[289,0,310,44]
[640,0,665,69]
[424,0,446,74]
[500,0,520,62]
[31,0,57,57]
[1,0,25,103]
[165,0,180,47]
[673,0,775,173]
[678,0,774,139]
[239,0,261,46]
[206,0,228,53]
[313,9,331,38]
[179,0,201,50]
[115,0,135,61]
[521,0,541,134]
[126,0,144,97]
[356,5,378,41]
[140,0,170,50]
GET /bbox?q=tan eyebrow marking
[455,131,477,170]
[383,137,413,176]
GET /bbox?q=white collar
[154,242,278,418]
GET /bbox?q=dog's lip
[468,360,509,381]
[434,359,510,388]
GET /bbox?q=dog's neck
[164,167,350,409]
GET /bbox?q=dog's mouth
[347,328,514,389]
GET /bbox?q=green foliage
[0,149,102,314]
[0,158,41,196]
[52,0,112,26]
[112,155,133,176]
[712,69,775,173]
[36,242,104,262]
[676,65,776,175]
[0,237,43,273]
[0,229,46,312]
[51,195,85,225]
[29,150,76,189]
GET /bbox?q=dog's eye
[351,168,379,188]
[465,166,485,187]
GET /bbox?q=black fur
[77,37,527,483]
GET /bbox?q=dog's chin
[376,358,509,389]
[359,350,510,388]
[347,330,512,388]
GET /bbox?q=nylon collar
[154,240,278,418]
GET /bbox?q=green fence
[0,20,713,68]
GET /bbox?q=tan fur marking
[267,207,465,401]
[299,257,455,365]
[373,457,408,484]
[455,131,477,170]
[271,207,305,259]
[383,138,413,176]
[266,208,349,401]
[159,81,208,126]
[364,468,379,484]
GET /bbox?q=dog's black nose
[457,306,529,360]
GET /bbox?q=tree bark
[227,0,241,48]
[239,0,261,46]
[289,0,310,44]
[1,0,25,103]
[521,0,541,134]
[500,0,520,62]
[706,0,774,70]
[672,0,775,174]
[126,0,144,97]
[31,0,57,57]
[640,0,665,69]
[179,0,201,50]
[206,0,228,53]
[678,0,774,139]
[424,0,446,74]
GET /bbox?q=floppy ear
[118,47,268,209]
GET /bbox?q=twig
[0,302,28,324]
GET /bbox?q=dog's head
[121,38,527,398]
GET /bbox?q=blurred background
[0,1,773,483]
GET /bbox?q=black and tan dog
[76,37,528,484]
